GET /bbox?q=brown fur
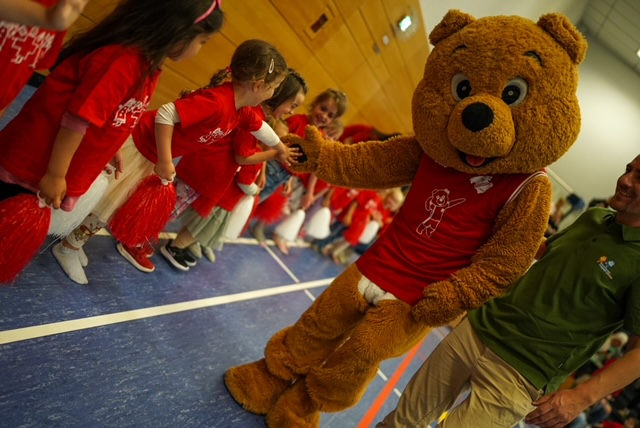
[230,10,587,426]
[224,359,290,415]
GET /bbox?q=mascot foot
[266,381,320,428]
[224,359,290,415]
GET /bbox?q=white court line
[263,244,301,283]
[0,278,333,345]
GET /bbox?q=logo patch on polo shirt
[597,256,615,279]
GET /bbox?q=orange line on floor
[357,338,425,428]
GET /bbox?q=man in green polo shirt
[378,154,640,428]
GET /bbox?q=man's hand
[525,389,591,428]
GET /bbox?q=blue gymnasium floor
[0,233,450,428]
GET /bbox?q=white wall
[551,38,640,201]
[418,0,640,202]
[418,0,587,33]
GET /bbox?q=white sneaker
[52,242,88,285]
[78,247,88,267]
[203,246,216,262]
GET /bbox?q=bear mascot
[225,10,587,427]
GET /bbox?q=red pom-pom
[109,175,177,247]
[0,194,51,284]
[253,188,288,224]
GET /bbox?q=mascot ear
[537,13,588,64]
[429,9,475,45]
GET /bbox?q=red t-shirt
[132,82,263,163]
[0,0,66,110]
[179,106,265,216]
[286,113,309,138]
[356,155,545,304]
[340,124,374,144]
[218,163,261,211]
[344,190,381,245]
[330,187,360,217]
[0,45,159,197]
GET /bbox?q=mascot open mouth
[458,151,495,168]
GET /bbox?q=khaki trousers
[378,319,542,428]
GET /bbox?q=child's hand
[277,144,300,167]
[39,172,67,209]
[109,150,124,179]
[47,0,89,31]
[154,160,176,182]
[301,192,314,210]
[255,173,266,190]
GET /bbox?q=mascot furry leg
[225,264,430,427]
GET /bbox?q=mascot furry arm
[288,126,424,188]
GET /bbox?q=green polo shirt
[469,208,640,393]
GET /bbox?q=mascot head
[412,10,587,174]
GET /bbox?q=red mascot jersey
[356,155,545,304]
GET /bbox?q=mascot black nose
[462,102,494,132]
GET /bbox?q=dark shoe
[160,242,190,271]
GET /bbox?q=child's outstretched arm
[39,126,85,208]
[153,102,180,181]
[250,121,299,166]
[0,0,89,30]
[235,149,279,165]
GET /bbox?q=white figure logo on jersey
[0,22,55,68]
[416,189,465,237]
[470,176,494,194]
[198,128,232,144]
[112,96,150,128]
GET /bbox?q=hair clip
[268,58,275,74]
[225,65,232,74]
[194,0,221,24]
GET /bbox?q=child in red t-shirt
[164,69,309,270]
[252,89,349,254]
[324,188,404,264]
[0,0,226,282]
[51,39,298,283]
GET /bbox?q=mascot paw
[282,126,326,173]
[224,359,290,415]
[410,281,464,326]
[267,380,320,428]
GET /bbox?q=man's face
[610,155,640,227]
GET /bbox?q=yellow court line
[0,278,333,345]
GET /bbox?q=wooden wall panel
[150,67,200,109]
[342,9,391,84]
[313,22,366,84]
[271,0,343,51]
[165,33,235,88]
[67,0,430,135]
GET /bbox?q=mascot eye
[502,78,528,106]
[451,73,471,101]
